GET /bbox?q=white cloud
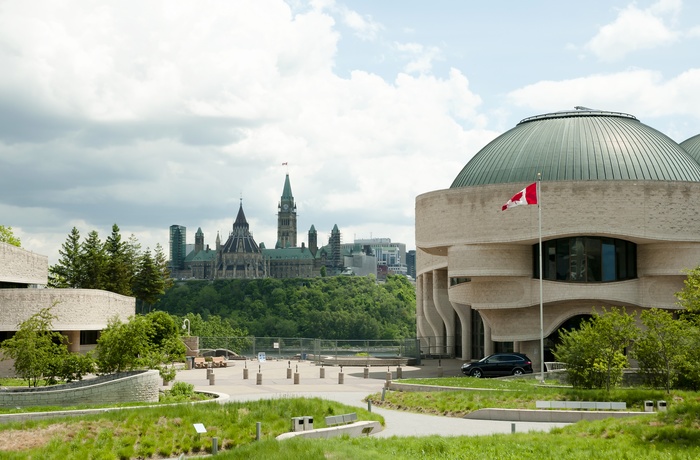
[506,68,700,120]
[585,1,680,61]
[394,42,443,74]
[341,8,382,40]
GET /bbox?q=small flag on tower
[502,183,538,211]
[282,162,288,165]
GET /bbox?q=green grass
[0,397,382,459]
[378,376,693,415]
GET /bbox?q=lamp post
[182,318,191,336]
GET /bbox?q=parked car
[461,353,533,378]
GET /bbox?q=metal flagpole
[538,173,544,382]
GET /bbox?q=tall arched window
[533,237,636,282]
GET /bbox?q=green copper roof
[263,247,314,260]
[282,174,294,200]
[451,109,700,188]
[681,134,700,164]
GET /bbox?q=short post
[243,361,249,379]
[212,436,218,455]
[511,423,515,434]
[256,421,261,441]
[338,365,344,385]
[294,365,300,384]
[257,365,263,385]
[207,368,213,379]
[287,361,292,379]
[363,367,369,379]
[320,366,325,378]
[368,399,372,412]
[385,366,392,383]
[381,387,386,401]
[437,359,444,378]
[209,373,215,385]
[396,365,402,379]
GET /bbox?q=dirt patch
[0,423,70,451]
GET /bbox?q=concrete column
[432,269,454,357]
[451,302,472,361]
[64,330,81,353]
[422,272,444,354]
[484,322,494,356]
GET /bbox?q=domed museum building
[415,108,700,369]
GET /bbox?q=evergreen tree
[103,224,132,295]
[80,230,106,290]
[154,243,174,292]
[48,227,83,288]
[132,249,166,313]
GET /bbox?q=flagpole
[537,172,544,382]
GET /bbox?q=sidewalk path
[173,358,568,437]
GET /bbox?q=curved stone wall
[0,370,160,408]
[0,288,134,331]
[0,242,47,285]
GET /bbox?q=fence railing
[197,337,421,363]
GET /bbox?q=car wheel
[470,369,483,378]
[512,368,524,376]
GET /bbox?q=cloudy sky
[2,0,700,264]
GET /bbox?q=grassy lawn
[369,376,693,416]
[0,397,382,459]
[2,377,700,459]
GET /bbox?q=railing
[197,337,422,363]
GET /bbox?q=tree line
[155,275,417,340]
[49,224,172,312]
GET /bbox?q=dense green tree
[633,309,690,393]
[132,249,166,313]
[95,312,185,374]
[49,227,83,288]
[156,275,416,340]
[178,313,249,352]
[80,230,107,289]
[103,224,132,295]
[153,243,174,292]
[0,225,21,247]
[677,267,700,313]
[554,307,638,390]
[0,308,66,387]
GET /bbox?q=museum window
[533,237,636,283]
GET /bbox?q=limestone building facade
[415,108,700,370]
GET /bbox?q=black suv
[461,353,533,378]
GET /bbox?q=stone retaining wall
[0,370,160,408]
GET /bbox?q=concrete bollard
[209,373,215,385]
[364,367,369,379]
[320,367,325,378]
[396,366,402,379]
[338,372,344,384]
[207,368,213,379]
[287,368,292,379]
[256,422,261,441]
[437,366,444,378]
[212,437,218,455]
[256,372,263,385]
[294,373,300,384]
[385,371,392,382]
[243,368,249,379]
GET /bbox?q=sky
[2,0,700,264]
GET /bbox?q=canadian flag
[502,183,538,211]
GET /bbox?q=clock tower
[277,173,297,248]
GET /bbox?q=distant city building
[169,225,186,271]
[170,174,347,279]
[406,250,416,280]
[342,238,408,280]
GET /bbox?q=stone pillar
[64,330,81,353]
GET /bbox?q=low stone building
[0,242,134,376]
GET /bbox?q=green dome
[681,134,700,164]
[451,109,700,188]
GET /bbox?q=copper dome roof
[451,109,700,188]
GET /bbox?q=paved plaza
[173,358,569,438]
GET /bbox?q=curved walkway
[173,358,569,437]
